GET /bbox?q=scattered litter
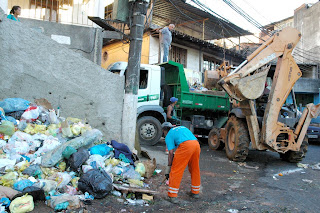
[274,168,303,177]
[238,162,259,170]
[302,179,313,184]
[227,209,239,213]
[297,163,309,169]
[142,194,153,202]
[311,163,320,170]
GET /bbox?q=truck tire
[208,127,225,150]
[137,116,162,146]
[280,137,308,163]
[225,116,250,162]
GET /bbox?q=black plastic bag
[68,148,90,171]
[11,186,45,201]
[78,169,113,199]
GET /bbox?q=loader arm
[218,27,320,153]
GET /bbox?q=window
[296,93,314,107]
[169,46,187,68]
[139,70,148,89]
[203,55,221,71]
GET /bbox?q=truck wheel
[225,116,250,162]
[208,127,224,150]
[280,137,308,163]
[137,116,162,146]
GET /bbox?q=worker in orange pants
[162,122,201,204]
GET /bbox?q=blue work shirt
[165,126,197,151]
[7,14,20,22]
[160,27,172,45]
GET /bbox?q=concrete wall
[294,78,320,93]
[0,10,125,141]
[294,2,320,65]
[20,18,102,65]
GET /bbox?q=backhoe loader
[208,27,320,162]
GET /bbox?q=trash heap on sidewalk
[0,98,157,212]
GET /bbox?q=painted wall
[0,11,124,141]
[20,18,102,65]
[101,33,151,69]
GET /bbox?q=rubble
[0,98,158,212]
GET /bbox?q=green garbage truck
[107,61,230,145]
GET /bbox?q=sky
[188,0,319,33]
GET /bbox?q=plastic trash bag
[62,146,77,160]
[22,164,42,177]
[82,165,93,173]
[0,121,15,136]
[6,116,17,125]
[71,124,81,136]
[61,120,73,138]
[0,186,19,200]
[9,194,34,213]
[13,180,34,192]
[0,98,30,113]
[71,177,80,188]
[48,109,58,124]
[69,148,90,171]
[41,129,102,167]
[21,106,40,122]
[6,110,25,120]
[49,172,72,189]
[89,144,113,156]
[33,179,57,192]
[135,163,146,176]
[86,154,106,169]
[78,169,113,199]
[12,186,45,202]
[0,159,16,169]
[0,197,11,207]
[0,172,17,187]
[47,194,81,211]
[123,165,141,180]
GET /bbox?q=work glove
[165,166,171,180]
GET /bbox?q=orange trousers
[168,140,201,197]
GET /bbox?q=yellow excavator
[208,27,320,162]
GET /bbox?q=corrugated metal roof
[152,0,251,39]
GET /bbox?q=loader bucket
[237,69,269,100]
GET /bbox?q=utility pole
[121,0,149,151]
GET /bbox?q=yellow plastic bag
[46,124,58,136]
[110,158,120,166]
[9,194,34,213]
[58,162,66,172]
[135,163,146,176]
[15,161,30,172]
[0,172,17,187]
[0,121,15,136]
[24,124,35,135]
[71,124,81,136]
[34,124,47,134]
[128,179,144,187]
[67,117,82,123]
[71,177,80,188]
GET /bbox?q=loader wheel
[137,116,162,146]
[208,127,224,150]
[280,137,308,163]
[225,116,250,162]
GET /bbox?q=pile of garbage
[0,98,157,212]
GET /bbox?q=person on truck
[167,97,179,125]
[159,24,175,62]
[162,122,201,204]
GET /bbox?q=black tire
[225,116,250,162]
[208,127,225,150]
[280,137,309,163]
[137,116,162,146]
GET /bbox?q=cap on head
[162,122,174,128]
[170,97,178,103]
